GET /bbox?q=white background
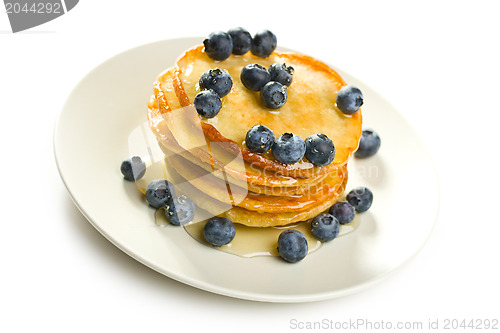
[1,0,499,332]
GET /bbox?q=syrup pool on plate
[136,157,360,258]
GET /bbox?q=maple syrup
[137,157,359,258]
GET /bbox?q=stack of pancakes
[147,45,362,227]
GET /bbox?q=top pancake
[168,45,362,178]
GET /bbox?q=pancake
[169,45,362,178]
[166,151,347,214]
[165,161,348,227]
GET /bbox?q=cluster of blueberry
[145,178,197,226]
[241,62,293,109]
[245,124,336,166]
[276,129,381,262]
[193,62,294,118]
[194,28,288,118]
[120,158,236,246]
[194,68,232,118]
[244,84,367,165]
[278,187,373,263]
[203,28,277,61]
[120,160,195,226]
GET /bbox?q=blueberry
[310,213,340,242]
[260,81,287,109]
[251,30,277,58]
[193,89,222,118]
[203,217,236,246]
[272,133,306,164]
[329,201,356,225]
[336,85,363,114]
[164,195,195,226]
[240,64,271,91]
[245,124,275,153]
[346,187,373,212]
[199,68,233,98]
[120,156,146,181]
[145,179,176,209]
[355,129,381,158]
[268,63,294,87]
[277,230,308,263]
[227,27,252,55]
[304,133,336,167]
[203,31,233,61]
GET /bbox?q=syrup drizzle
[154,206,359,258]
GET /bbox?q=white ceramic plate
[54,37,439,302]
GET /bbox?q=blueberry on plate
[203,217,236,246]
[199,68,233,98]
[240,64,271,91]
[145,179,176,209]
[272,133,306,164]
[227,27,252,55]
[260,81,287,109]
[336,85,363,115]
[120,156,146,181]
[304,133,336,167]
[329,201,356,225]
[164,195,195,226]
[310,213,340,242]
[251,29,277,58]
[245,124,275,153]
[346,186,373,212]
[355,129,381,158]
[277,230,308,263]
[193,89,222,118]
[203,31,233,61]
[268,63,294,87]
